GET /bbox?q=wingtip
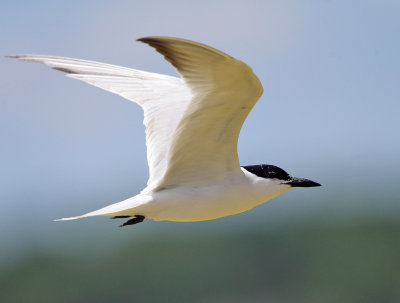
[136,36,156,43]
[53,218,70,222]
[137,36,181,44]
[136,36,154,43]
[5,55,34,61]
[53,216,81,222]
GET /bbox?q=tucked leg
[119,215,145,227]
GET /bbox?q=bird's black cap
[242,164,321,187]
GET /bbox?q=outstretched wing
[8,54,192,188]
[137,37,264,187]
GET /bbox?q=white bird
[8,37,321,227]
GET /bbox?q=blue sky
[1,0,399,255]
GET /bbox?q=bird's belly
[137,182,288,222]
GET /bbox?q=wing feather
[9,37,264,190]
[8,54,191,188]
[138,37,263,187]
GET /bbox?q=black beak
[287,177,321,187]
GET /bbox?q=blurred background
[1,0,399,302]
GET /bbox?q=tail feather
[54,195,152,222]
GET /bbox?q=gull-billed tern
[9,37,321,227]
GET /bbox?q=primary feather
[7,53,192,189]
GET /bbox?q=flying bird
[8,37,321,227]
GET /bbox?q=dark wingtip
[136,37,161,48]
[136,37,156,43]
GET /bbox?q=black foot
[119,215,145,227]
[111,216,130,219]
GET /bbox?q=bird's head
[242,164,321,188]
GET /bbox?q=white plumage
[9,37,320,225]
